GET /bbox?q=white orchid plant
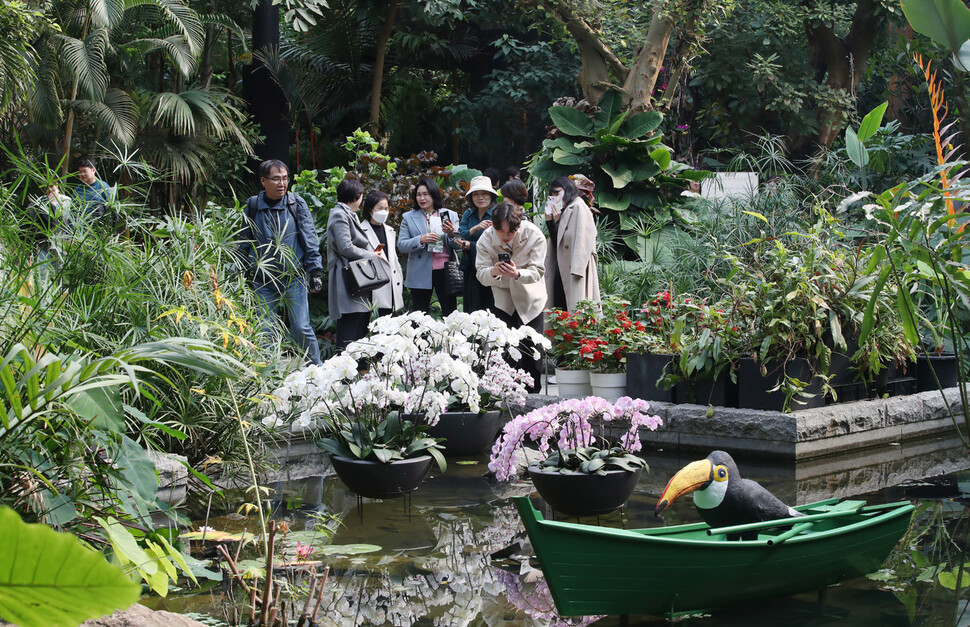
[264,310,550,466]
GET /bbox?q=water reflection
[171,436,970,626]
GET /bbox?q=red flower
[563,333,574,342]
[544,329,555,337]
[568,320,579,329]
[621,320,632,330]
[592,350,604,360]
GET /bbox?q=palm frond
[198,13,248,52]
[122,0,204,54]
[74,88,138,145]
[125,35,197,78]
[86,0,126,30]
[55,30,109,100]
[149,91,195,136]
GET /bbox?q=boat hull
[513,496,914,617]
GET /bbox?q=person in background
[544,175,600,312]
[327,179,388,349]
[500,179,528,211]
[483,167,502,190]
[359,190,405,317]
[475,202,547,392]
[457,175,497,313]
[243,159,324,365]
[73,158,111,216]
[398,177,461,315]
[505,166,522,182]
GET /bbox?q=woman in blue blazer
[398,177,461,315]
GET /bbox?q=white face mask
[372,209,389,224]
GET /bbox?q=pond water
[146,435,970,626]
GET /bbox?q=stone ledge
[635,388,967,460]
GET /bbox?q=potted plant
[266,323,484,498]
[544,304,598,398]
[666,294,741,407]
[489,396,662,516]
[427,310,545,455]
[626,290,678,402]
[577,297,637,401]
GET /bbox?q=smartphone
[498,252,511,263]
[374,244,384,253]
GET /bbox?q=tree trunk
[368,0,398,133]
[622,13,674,112]
[806,0,880,148]
[244,0,289,172]
[536,0,627,105]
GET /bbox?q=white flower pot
[555,368,592,399]
[590,372,628,402]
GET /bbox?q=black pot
[527,466,642,517]
[916,354,960,391]
[827,334,861,387]
[675,372,736,407]
[625,353,675,402]
[737,357,823,411]
[426,410,502,457]
[330,455,434,499]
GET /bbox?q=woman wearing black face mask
[360,190,405,317]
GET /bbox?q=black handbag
[444,247,463,295]
[342,255,390,297]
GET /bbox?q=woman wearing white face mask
[360,190,405,316]
[544,176,599,312]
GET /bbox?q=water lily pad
[316,543,381,556]
[179,530,254,543]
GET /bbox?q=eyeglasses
[266,176,289,183]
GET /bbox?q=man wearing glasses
[242,159,324,365]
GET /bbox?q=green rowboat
[513,496,914,617]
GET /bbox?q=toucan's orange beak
[655,459,713,516]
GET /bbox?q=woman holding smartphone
[544,176,599,312]
[458,175,497,312]
[359,190,405,317]
[398,177,461,315]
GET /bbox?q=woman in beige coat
[544,176,600,312]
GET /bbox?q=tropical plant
[527,89,707,214]
[489,396,661,480]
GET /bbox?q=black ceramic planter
[527,466,643,517]
[625,353,675,402]
[737,358,823,411]
[915,354,959,391]
[675,373,735,407]
[426,410,502,457]
[330,455,434,499]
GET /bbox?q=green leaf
[845,127,869,168]
[552,149,588,166]
[742,210,769,223]
[622,111,663,139]
[594,90,623,129]
[649,148,671,171]
[601,163,636,189]
[117,435,158,502]
[900,0,970,54]
[530,158,573,182]
[316,544,382,556]
[896,287,921,346]
[548,106,594,137]
[857,102,888,142]
[598,190,631,211]
[0,508,140,627]
[860,265,892,345]
[70,387,124,432]
[938,565,970,589]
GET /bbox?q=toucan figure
[655,450,801,537]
